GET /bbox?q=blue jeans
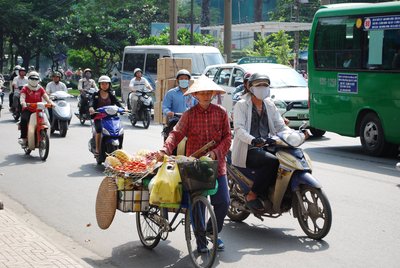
[210,175,230,234]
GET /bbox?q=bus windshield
[173,53,225,76]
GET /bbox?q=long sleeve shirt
[162,86,197,115]
[163,103,232,176]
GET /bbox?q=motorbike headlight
[279,130,305,147]
[105,106,118,116]
[102,128,110,136]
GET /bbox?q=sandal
[245,198,264,213]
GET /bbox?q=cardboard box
[153,101,163,124]
[157,58,192,80]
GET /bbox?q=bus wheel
[309,128,326,137]
[359,113,396,156]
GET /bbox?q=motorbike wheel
[79,117,86,125]
[38,130,50,161]
[227,176,250,222]
[143,110,151,129]
[12,112,20,121]
[295,185,332,240]
[129,114,137,127]
[136,206,163,249]
[59,121,68,137]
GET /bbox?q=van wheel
[309,128,326,137]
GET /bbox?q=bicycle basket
[177,160,218,192]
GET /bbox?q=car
[202,61,325,136]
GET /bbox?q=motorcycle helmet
[14,65,21,71]
[176,69,191,80]
[248,73,270,87]
[243,72,252,82]
[133,68,142,76]
[98,75,111,83]
[18,67,26,74]
[98,75,111,90]
[27,71,40,89]
[83,68,92,74]
[52,71,62,78]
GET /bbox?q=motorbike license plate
[297,113,309,119]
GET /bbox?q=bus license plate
[297,113,309,119]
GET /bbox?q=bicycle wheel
[185,195,217,268]
[136,206,163,249]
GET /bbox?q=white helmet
[98,75,111,83]
[176,69,191,79]
[28,71,40,89]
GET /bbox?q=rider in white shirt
[128,68,153,115]
[46,71,68,94]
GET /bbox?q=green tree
[137,28,216,46]
[245,31,293,66]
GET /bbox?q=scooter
[127,88,153,129]
[75,87,97,125]
[10,87,23,121]
[88,105,125,165]
[226,122,332,240]
[20,102,52,161]
[0,77,4,117]
[49,91,73,137]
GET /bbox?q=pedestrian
[158,75,231,252]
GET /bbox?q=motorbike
[20,102,52,161]
[10,86,23,121]
[88,105,125,165]
[49,91,73,137]
[226,122,332,240]
[75,87,97,125]
[0,76,4,117]
[127,88,153,129]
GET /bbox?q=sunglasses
[30,78,40,81]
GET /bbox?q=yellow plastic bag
[149,157,182,207]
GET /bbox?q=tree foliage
[245,31,293,66]
[137,28,216,46]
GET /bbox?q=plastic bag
[149,157,182,207]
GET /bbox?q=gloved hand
[251,137,266,147]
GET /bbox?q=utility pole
[293,0,300,70]
[190,0,194,45]
[224,0,232,63]
[169,0,178,45]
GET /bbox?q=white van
[120,45,225,101]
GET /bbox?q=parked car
[202,62,325,136]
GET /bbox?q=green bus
[308,2,400,156]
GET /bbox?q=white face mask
[28,79,39,89]
[250,86,270,100]
[178,79,189,89]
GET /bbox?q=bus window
[123,53,145,72]
[145,53,160,75]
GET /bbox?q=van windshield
[173,53,225,76]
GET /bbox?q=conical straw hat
[184,75,226,96]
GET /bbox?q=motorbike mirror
[286,102,294,112]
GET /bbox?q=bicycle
[136,159,219,268]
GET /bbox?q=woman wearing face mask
[231,72,291,212]
[18,72,54,146]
